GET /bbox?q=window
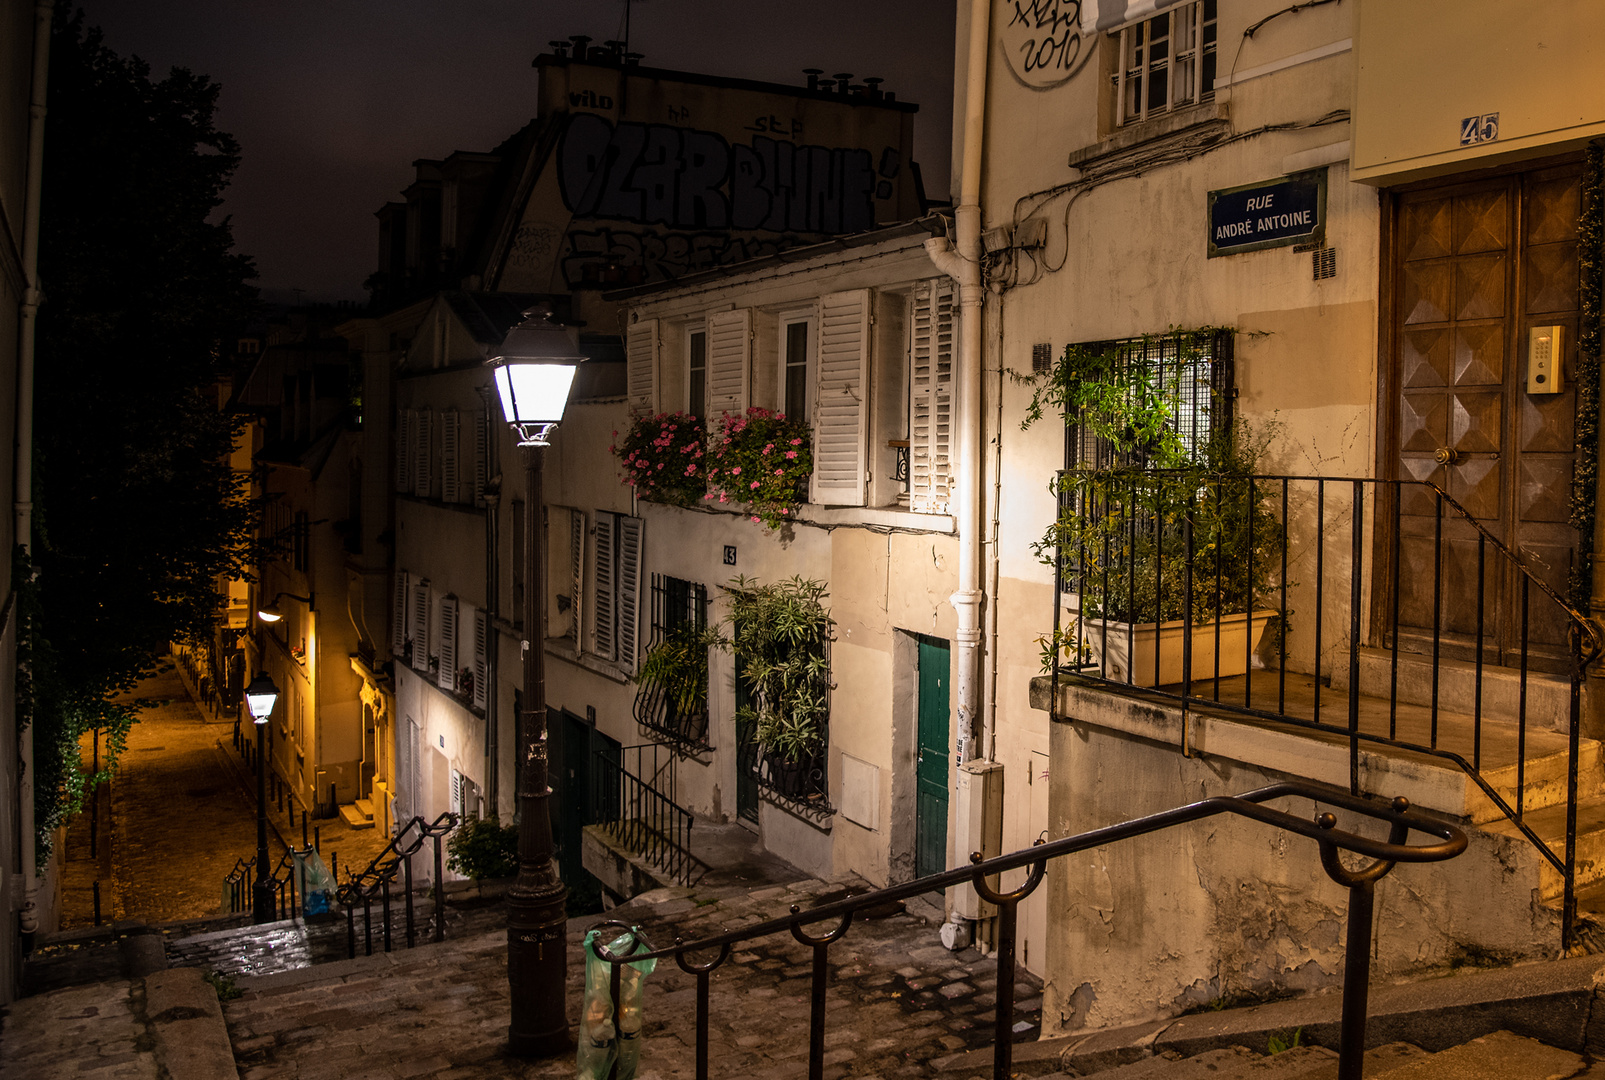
[591,511,643,669]
[1064,328,1234,470]
[907,280,954,513]
[634,574,711,749]
[781,315,813,420]
[687,326,708,417]
[1112,0,1217,128]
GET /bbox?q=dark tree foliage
[27,6,259,853]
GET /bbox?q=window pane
[784,321,809,418]
[689,331,707,416]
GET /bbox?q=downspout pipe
[926,0,990,767]
[16,0,51,943]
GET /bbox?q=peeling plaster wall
[1041,718,1558,1035]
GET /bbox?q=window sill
[1067,103,1230,174]
[638,497,956,534]
[544,638,633,685]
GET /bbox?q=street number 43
[1460,113,1500,146]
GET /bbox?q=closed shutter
[391,570,408,658]
[909,280,955,513]
[706,308,751,418]
[413,409,433,498]
[813,289,871,505]
[394,410,411,493]
[411,579,430,673]
[438,595,458,691]
[593,512,616,661]
[472,413,489,506]
[626,318,659,417]
[400,717,420,824]
[441,410,461,503]
[569,509,585,650]
[472,607,489,710]
[617,516,643,672]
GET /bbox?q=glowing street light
[243,670,281,924]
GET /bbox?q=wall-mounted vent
[1313,247,1337,280]
[1032,343,1054,372]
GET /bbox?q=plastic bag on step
[577,925,656,1080]
[293,848,335,917]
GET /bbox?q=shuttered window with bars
[813,289,871,505]
[440,410,461,503]
[908,280,955,513]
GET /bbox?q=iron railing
[220,850,300,920]
[1047,470,1602,947]
[335,812,459,957]
[593,744,697,886]
[596,780,1466,1080]
[634,575,713,752]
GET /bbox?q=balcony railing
[1045,469,1602,948]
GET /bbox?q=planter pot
[1079,610,1278,688]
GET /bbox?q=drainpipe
[16,0,51,945]
[926,0,1002,947]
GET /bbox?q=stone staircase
[1054,1030,1598,1078]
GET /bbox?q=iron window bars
[633,574,713,752]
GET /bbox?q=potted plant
[721,576,833,796]
[704,408,812,531]
[1020,331,1285,686]
[611,412,708,507]
[633,621,721,743]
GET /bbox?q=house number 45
[1460,113,1499,146]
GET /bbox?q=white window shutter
[391,570,408,658]
[813,289,871,505]
[617,516,643,672]
[441,410,461,503]
[411,579,430,673]
[472,413,489,506]
[451,768,462,816]
[413,409,433,498]
[909,280,956,513]
[569,509,585,650]
[472,607,489,710]
[438,595,459,691]
[706,308,751,419]
[394,410,411,493]
[593,512,616,661]
[626,318,659,417]
[400,718,419,823]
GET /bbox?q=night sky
[74,0,957,304]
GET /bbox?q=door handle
[1434,446,1461,466]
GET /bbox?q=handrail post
[1337,878,1376,1080]
[992,898,1019,1080]
[404,850,417,948]
[433,832,446,943]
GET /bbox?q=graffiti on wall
[1000,0,1095,88]
[557,113,885,235]
[558,227,809,289]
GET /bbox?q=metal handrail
[336,811,458,956]
[596,780,1466,1080]
[593,748,697,885]
[1049,470,1600,948]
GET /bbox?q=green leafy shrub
[446,815,519,880]
[723,576,833,763]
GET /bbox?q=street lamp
[256,591,312,623]
[244,670,281,924]
[488,306,583,1056]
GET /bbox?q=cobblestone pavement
[224,877,1049,1080]
[55,663,393,930]
[0,977,156,1080]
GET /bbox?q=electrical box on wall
[1527,325,1564,395]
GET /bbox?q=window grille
[1064,328,1234,471]
[633,574,712,751]
[1113,0,1217,127]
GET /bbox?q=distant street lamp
[256,591,313,623]
[488,307,582,1056]
[244,670,281,923]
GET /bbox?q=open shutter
[411,579,430,673]
[593,512,616,661]
[626,318,659,417]
[472,607,489,710]
[908,280,956,513]
[813,289,871,505]
[472,413,489,506]
[617,516,643,672]
[391,570,408,658]
[437,595,458,691]
[441,410,461,503]
[569,509,585,649]
[706,308,751,418]
[413,409,433,498]
[399,718,419,823]
[394,410,412,493]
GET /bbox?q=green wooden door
[915,636,950,880]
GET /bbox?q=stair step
[1074,1032,1576,1079]
[1367,1030,1582,1079]
[1479,797,1605,898]
[338,803,374,830]
[1336,647,1573,736]
[353,798,374,817]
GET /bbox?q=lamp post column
[507,442,569,1055]
[252,718,274,923]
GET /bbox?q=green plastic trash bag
[577,926,656,1080]
[293,848,335,917]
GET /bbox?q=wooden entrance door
[915,635,950,880]
[1388,162,1582,665]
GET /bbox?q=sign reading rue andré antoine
[1207,169,1327,258]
